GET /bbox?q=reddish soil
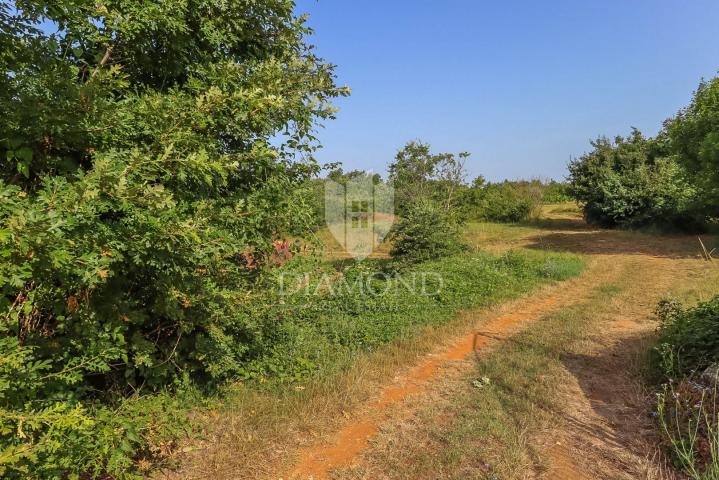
[288,298,564,479]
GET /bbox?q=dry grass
[163,203,719,480]
[163,278,578,480]
[336,241,719,479]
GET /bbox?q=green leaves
[0,0,347,477]
[667,77,719,217]
[5,148,32,178]
[568,129,699,229]
[569,76,719,230]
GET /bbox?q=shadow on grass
[467,327,662,474]
[518,216,593,232]
[523,229,712,259]
[557,331,662,469]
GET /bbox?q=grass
[339,276,630,479]
[331,229,719,479]
[174,246,586,478]
[170,202,719,480]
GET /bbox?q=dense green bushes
[0,1,347,477]
[653,296,719,379]
[652,296,719,478]
[389,201,464,263]
[569,76,719,230]
[385,142,467,262]
[569,129,697,229]
[460,177,546,223]
[0,244,584,478]
[541,181,573,203]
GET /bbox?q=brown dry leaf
[66,295,78,312]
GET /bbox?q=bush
[568,129,698,229]
[481,182,542,222]
[542,181,573,203]
[568,74,719,231]
[388,201,464,263]
[652,296,719,379]
[652,296,719,479]
[463,179,543,223]
[0,1,346,477]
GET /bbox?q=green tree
[388,141,468,215]
[389,200,463,264]
[0,1,347,476]
[568,129,695,228]
[667,77,719,218]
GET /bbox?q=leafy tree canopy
[0,0,349,410]
[388,141,468,215]
[667,77,719,217]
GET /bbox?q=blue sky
[295,0,719,181]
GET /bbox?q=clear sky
[295,0,719,182]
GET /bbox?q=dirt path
[285,218,716,479]
[537,255,687,480]
[289,296,570,479]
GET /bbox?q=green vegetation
[388,201,464,264]
[0,8,584,472]
[656,382,719,480]
[569,77,719,231]
[568,129,696,229]
[11,0,718,478]
[651,296,719,479]
[341,275,627,479]
[388,141,469,217]
[464,178,544,223]
[0,1,349,477]
[302,140,571,238]
[653,297,719,378]
[248,249,583,382]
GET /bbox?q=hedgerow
[0,1,346,477]
[569,76,719,231]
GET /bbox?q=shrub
[568,129,698,229]
[542,181,573,203]
[0,1,346,477]
[463,179,543,223]
[651,296,719,478]
[481,182,542,222]
[653,296,719,379]
[389,201,464,263]
[567,75,719,231]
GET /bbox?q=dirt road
[285,215,717,479]
[168,208,718,480]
